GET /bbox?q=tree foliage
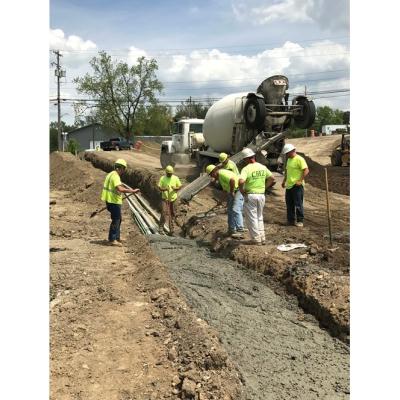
[49,121,76,153]
[174,98,213,121]
[312,106,344,132]
[134,104,173,136]
[73,51,163,139]
[66,138,80,155]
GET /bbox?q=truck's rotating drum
[244,97,266,130]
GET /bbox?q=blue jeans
[285,185,304,223]
[106,202,121,241]
[227,190,244,231]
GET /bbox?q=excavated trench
[149,235,349,399]
[84,153,350,398]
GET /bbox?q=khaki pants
[159,200,176,233]
[244,194,266,243]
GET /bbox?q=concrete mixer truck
[160,75,315,171]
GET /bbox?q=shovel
[90,192,136,218]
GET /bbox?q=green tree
[73,51,163,140]
[66,138,80,155]
[134,104,173,136]
[312,106,344,132]
[49,121,76,153]
[174,98,212,120]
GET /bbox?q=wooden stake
[324,168,333,246]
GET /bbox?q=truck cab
[160,118,204,168]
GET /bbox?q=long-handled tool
[90,192,136,218]
[324,168,333,246]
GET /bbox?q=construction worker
[101,159,140,246]
[206,165,245,237]
[158,165,182,235]
[219,152,239,175]
[239,148,275,245]
[281,144,309,227]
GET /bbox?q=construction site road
[150,235,349,399]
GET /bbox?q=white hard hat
[242,148,256,158]
[281,144,296,154]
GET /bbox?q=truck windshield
[172,123,182,135]
[189,123,203,133]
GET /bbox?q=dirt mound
[302,154,350,196]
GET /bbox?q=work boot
[158,227,164,234]
[295,222,304,227]
[231,233,244,239]
[109,240,123,247]
[237,227,248,233]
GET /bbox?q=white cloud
[49,29,97,69]
[49,29,350,126]
[49,29,97,53]
[127,46,149,64]
[154,39,349,109]
[232,0,349,32]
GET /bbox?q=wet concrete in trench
[149,235,349,400]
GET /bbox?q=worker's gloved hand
[295,180,303,186]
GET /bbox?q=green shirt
[101,170,122,204]
[218,169,238,193]
[222,159,239,175]
[285,154,308,189]
[158,175,182,202]
[240,162,272,194]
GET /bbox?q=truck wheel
[160,151,175,169]
[244,97,266,130]
[293,97,316,129]
[331,149,343,166]
[199,157,214,173]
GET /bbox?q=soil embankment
[50,152,243,400]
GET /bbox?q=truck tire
[244,97,266,130]
[160,151,175,169]
[331,149,342,166]
[199,157,214,173]
[293,97,316,129]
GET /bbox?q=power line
[49,35,349,54]
[49,88,350,105]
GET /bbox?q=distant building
[67,123,118,150]
[321,125,348,136]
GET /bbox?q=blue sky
[49,0,350,124]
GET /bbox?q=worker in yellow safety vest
[219,152,239,175]
[101,159,140,246]
[281,144,309,227]
[239,148,275,245]
[158,165,182,235]
[206,164,246,238]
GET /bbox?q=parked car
[100,137,133,151]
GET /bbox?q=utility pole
[189,96,192,118]
[52,50,64,151]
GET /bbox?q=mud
[150,235,349,400]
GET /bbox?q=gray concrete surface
[149,235,349,400]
